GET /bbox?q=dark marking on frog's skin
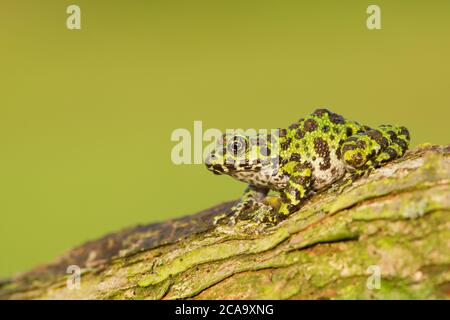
[384,147,398,161]
[295,129,305,139]
[303,119,318,132]
[206,108,411,225]
[356,140,367,149]
[329,113,345,124]
[367,130,388,148]
[312,108,334,117]
[290,153,301,162]
[400,127,410,140]
[346,127,353,137]
[314,137,331,170]
[342,144,357,153]
[396,137,408,153]
[281,138,291,150]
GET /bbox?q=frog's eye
[230,141,243,154]
[227,136,247,156]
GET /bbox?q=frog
[205,108,410,225]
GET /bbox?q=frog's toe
[213,202,254,225]
[213,212,229,225]
[238,203,274,222]
[215,200,277,225]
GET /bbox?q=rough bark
[1,144,449,300]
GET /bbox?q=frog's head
[205,132,280,183]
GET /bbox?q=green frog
[206,109,410,224]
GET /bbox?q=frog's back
[280,109,364,190]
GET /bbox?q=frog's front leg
[214,184,269,225]
[232,184,269,216]
[275,163,313,222]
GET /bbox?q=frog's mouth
[206,160,263,176]
[205,162,227,175]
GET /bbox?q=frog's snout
[205,156,225,175]
[206,163,224,175]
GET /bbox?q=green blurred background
[1,0,449,278]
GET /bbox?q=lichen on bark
[1,144,449,300]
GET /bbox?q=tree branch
[1,144,449,299]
